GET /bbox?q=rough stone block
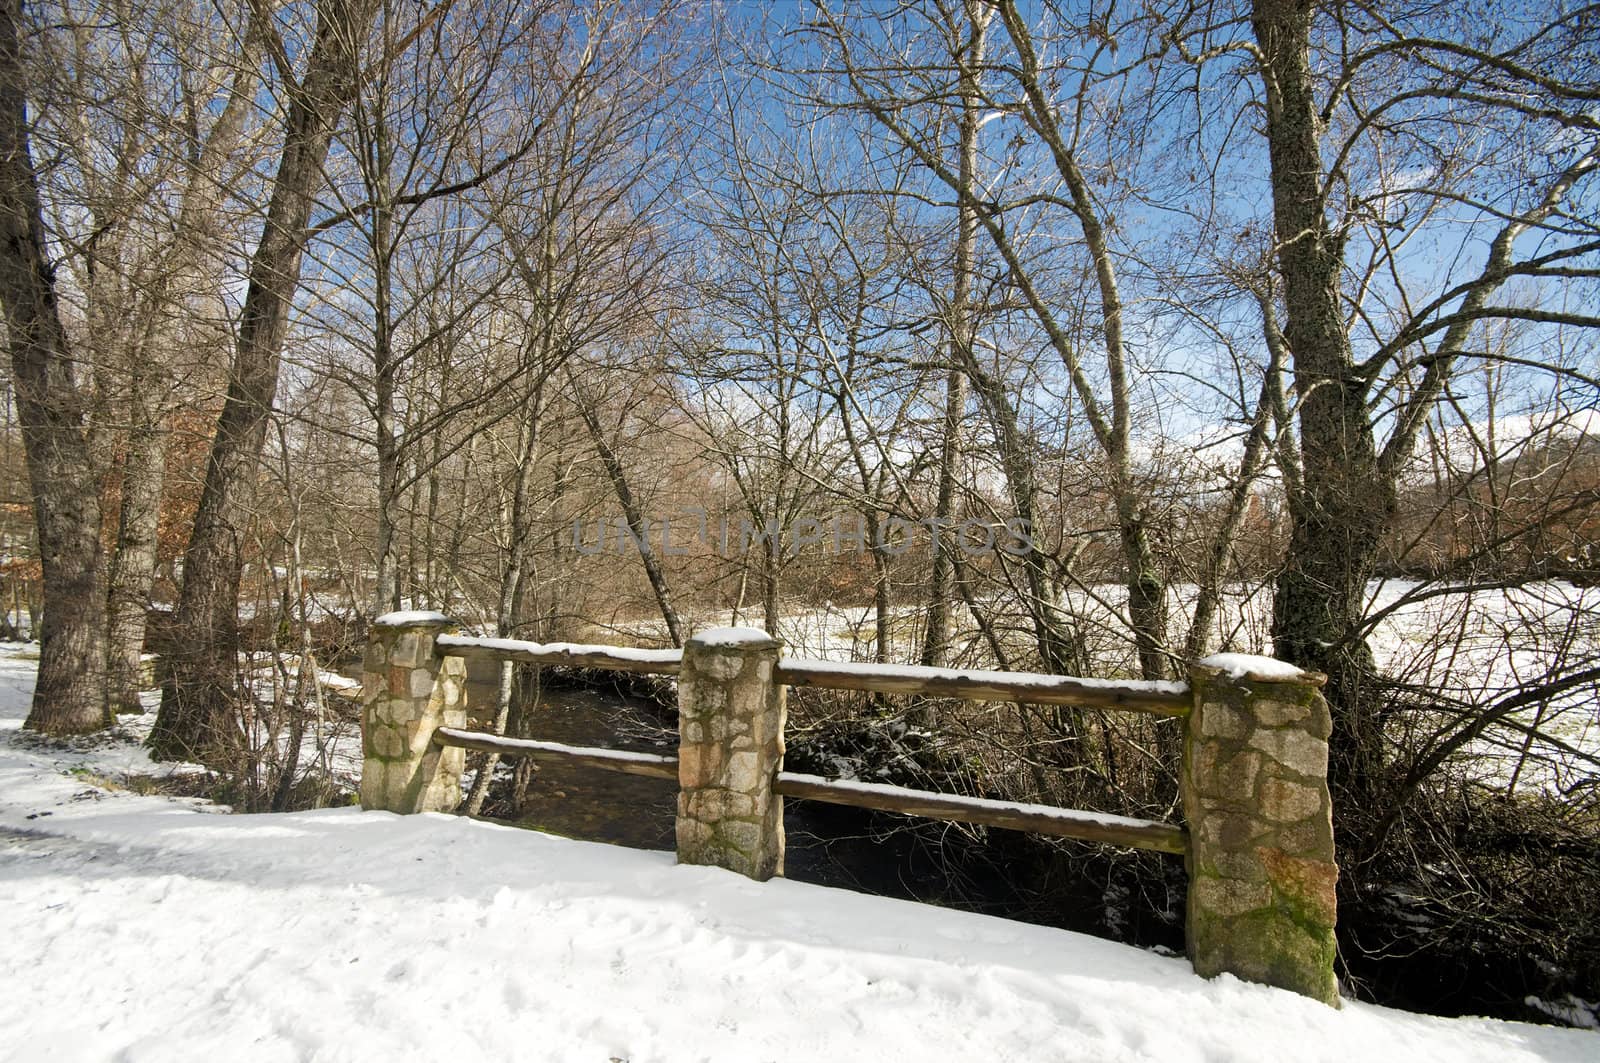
[726,751,762,792]
[1275,813,1336,859]
[1199,811,1268,849]
[1251,697,1310,726]
[719,819,762,855]
[700,654,742,681]
[1247,728,1328,778]
[1197,849,1271,883]
[1259,847,1338,927]
[391,632,422,667]
[1258,777,1324,823]
[1194,746,1262,802]
[1200,703,1249,740]
[1193,875,1272,918]
[678,744,709,788]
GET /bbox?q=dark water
[338,659,945,896]
[473,672,966,899]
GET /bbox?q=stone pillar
[675,627,785,880]
[1183,654,1340,1006]
[360,611,468,814]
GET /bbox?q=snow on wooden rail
[432,632,1189,715]
[432,727,680,781]
[775,658,1191,716]
[774,772,1189,855]
[431,726,1185,854]
[433,633,683,675]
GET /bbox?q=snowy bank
[0,645,1593,1062]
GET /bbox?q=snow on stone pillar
[1183,654,1340,1006]
[360,611,468,814]
[675,627,786,881]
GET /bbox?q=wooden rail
[434,633,682,675]
[434,634,1190,716]
[776,658,1191,716]
[775,772,1188,854]
[434,725,1185,854]
[423,629,1192,855]
[433,726,680,782]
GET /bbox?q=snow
[1199,653,1313,682]
[435,633,683,666]
[0,645,1594,1061]
[435,728,677,770]
[246,652,363,697]
[1361,580,1600,793]
[372,609,453,627]
[778,772,1172,833]
[779,657,1190,698]
[691,625,779,646]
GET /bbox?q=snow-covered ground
[689,581,1599,796]
[0,644,1594,1062]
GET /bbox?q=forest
[1,0,1597,1024]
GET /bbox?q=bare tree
[153,0,382,765]
[1171,0,1600,807]
[0,0,108,732]
[808,0,1177,679]
[31,0,268,714]
[920,1,992,669]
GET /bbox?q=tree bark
[152,0,381,765]
[964,356,1084,676]
[106,404,164,714]
[921,4,986,670]
[465,382,544,814]
[572,377,684,647]
[0,0,110,733]
[1251,0,1386,803]
[104,36,260,715]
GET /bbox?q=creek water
[338,659,968,899]
[455,668,966,900]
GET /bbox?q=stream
[455,668,971,901]
[337,659,961,898]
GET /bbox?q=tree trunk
[106,407,165,713]
[921,6,985,670]
[465,390,543,814]
[986,0,1172,680]
[1252,0,1386,803]
[371,213,402,616]
[0,0,109,733]
[374,372,402,614]
[572,380,684,647]
[761,534,780,637]
[152,0,381,765]
[964,357,1084,676]
[105,42,259,714]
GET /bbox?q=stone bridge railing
[361,611,1339,1006]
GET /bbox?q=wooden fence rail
[361,612,1341,1006]
[775,658,1191,715]
[433,633,682,675]
[772,771,1188,854]
[432,726,679,782]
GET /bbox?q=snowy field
[0,644,1595,1062]
[631,580,1599,796]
